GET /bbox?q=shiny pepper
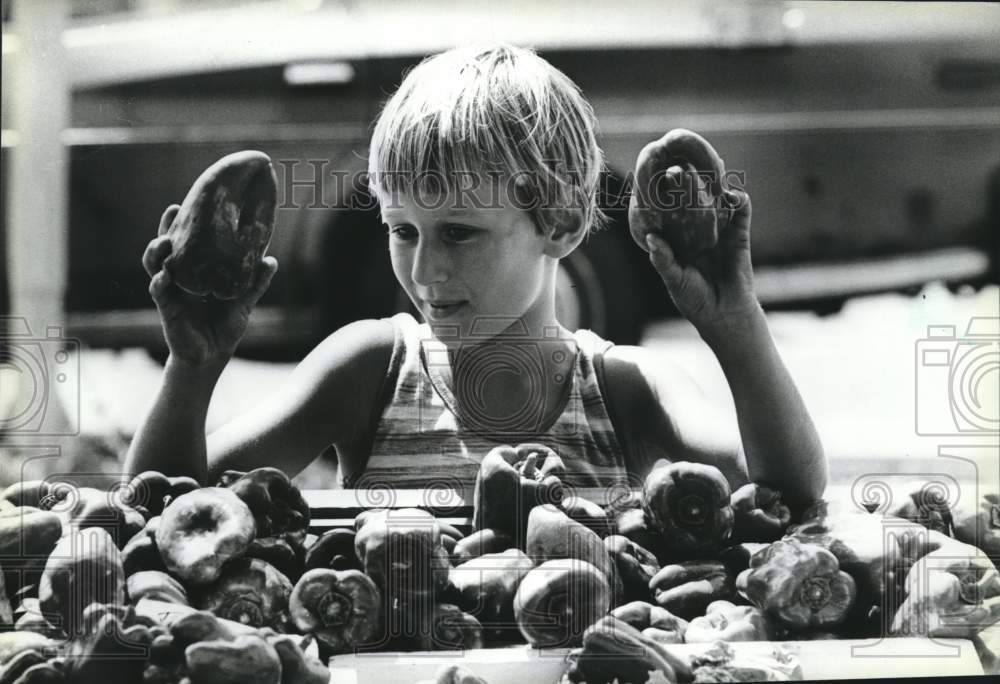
[730,483,792,542]
[684,600,775,642]
[648,560,734,621]
[217,467,310,544]
[565,615,694,684]
[642,462,734,557]
[741,538,857,631]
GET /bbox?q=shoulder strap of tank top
[585,333,638,480]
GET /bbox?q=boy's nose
[411,240,450,285]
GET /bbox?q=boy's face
[378,176,557,340]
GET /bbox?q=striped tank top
[354,313,629,494]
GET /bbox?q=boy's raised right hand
[142,204,279,369]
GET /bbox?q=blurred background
[1,0,998,489]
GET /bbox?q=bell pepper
[192,557,294,631]
[730,483,791,542]
[565,615,694,684]
[513,558,610,648]
[245,535,305,584]
[786,510,904,631]
[951,492,1000,560]
[0,482,52,509]
[0,633,60,684]
[121,471,199,519]
[451,528,515,565]
[39,484,145,550]
[472,444,565,546]
[217,467,310,545]
[449,549,535,644]
[741,538,857,631]
[0,507,62,559]
[642,461,734,557]
[891,544,1000,638]
[354,508,451,603]
[303,528,360,572]
[885,480,954,535]
[121,515,168,577]
[604,535,660,605]
[648,561,734,621]
[155,488,256,586]
[37,527,125,639]
[689,640,802,682]
[719,542,770,576]
[430,603,485,651]
[288,568,382,654]
[416,665,489,684]
[610,600,689,644]
[185,633,283,684]
[63,605,165,682]
[126,570,189,606]
[561,495,614,538]
[265,632,331,684]
[613,507,668,563]
[684,600,774,642]
[525,505,612,579]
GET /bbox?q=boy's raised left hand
[644,188,760,337]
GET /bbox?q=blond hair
[367,44,606,235]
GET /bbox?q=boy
[125,44,826,507]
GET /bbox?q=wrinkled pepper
[217,467,310,544]
[63,604,165,682]
[38,527,125,638]
[354,508,450,603]
[303,528,360,572]
[448,548,534,644]
[155,488,256,586]
[684,600,774,642]
[121,471,200,519]
[186,633,282,684]
[429,603,485,651]
[288,567,382,654]
[610,600,689,644]
[741,538,857,631]
[951,492,1000,561]
[730,483,791,542]
[642,461,734,557]
[885,480,954,535]
[513,558,610,648]
[193,557,293,631]
[604,535,660,605]
[891,544,1000,638]
[39,483,145,550]
[565,615,694,684]
[473,444,565,545]
[649,560,734,621]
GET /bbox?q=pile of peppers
[3,452,1000,683]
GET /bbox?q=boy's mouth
[426,300,468,319]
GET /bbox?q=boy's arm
[124,318,395,485]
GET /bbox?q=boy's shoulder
[304,317,398,392]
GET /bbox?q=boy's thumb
[645,232,684,284]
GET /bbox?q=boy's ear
[541,207,587,259]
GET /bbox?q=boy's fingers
[142,236,173,278]
[645,233,684,285]
[722,190,751,235]
[147,267,174,306]
[242,256,279,308]
[157,204,181,237]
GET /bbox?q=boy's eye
[387,224,417,240]
[443,224,476,241]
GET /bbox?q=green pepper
[473,444,565,546]
[742,538,857,632]
[684,600,774,642]
[121,471,199,519]
[288,568,382,654]
[565,615,694,684]
[609,600,689,644]
[449,549,534,644]
[39,484,145,551]
[891,544,1000,639]
[648,560,734,621]
[217,467,310,545]
[513,559,610,648]
[192,558,293,631]
[604,535,660,605]
[354,508,450,604]
[951,492,1000,561]
[730,483,791,542]
[642,461,734,557]
[38,527,126,639]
